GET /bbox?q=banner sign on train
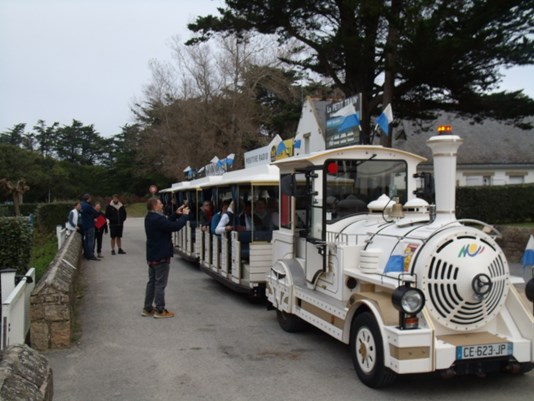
[244,135,282,168]
[325,94,362,149]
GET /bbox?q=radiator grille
[421,234,508,331]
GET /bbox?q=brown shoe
[153,309,175,319]
[141,309,156,317]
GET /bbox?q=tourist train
[160,126,534,388]
[160,161,279,298]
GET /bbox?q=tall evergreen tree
[33,120,59,158]
[0,123,26,147]
[188,0,534,145]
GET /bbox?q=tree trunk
[13,193,21,217]
[381,0,401,148]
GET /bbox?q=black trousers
[94,228,105,254]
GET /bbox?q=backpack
[210,212,222,235]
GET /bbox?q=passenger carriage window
[294,173,307,230]
[307,168,324,240]
[250,185,278,241]
[280,173,307,230]
[325,159,407,222]
[280,175,292,229]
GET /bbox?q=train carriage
[196,164,279,298]
[166,164,280,298]
[171,176,222,262]
[266,129,534,387]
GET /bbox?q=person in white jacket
[66,201,81,234]
[215,201,235,235]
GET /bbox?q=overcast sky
[1,0,533,138]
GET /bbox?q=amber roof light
[437,125,453,134]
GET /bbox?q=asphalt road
[46,218,534,401]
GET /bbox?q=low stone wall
[495,226,533,263]
[30,231,82,350]
[0,344,53,401]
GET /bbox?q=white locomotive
[266,128,534,387]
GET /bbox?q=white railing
[326,231,364,246]
[56,224,67,249]
[1,268,36,350]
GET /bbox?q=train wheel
[276,310,307,333]
[518,363,533,374]
[350,312,396,388]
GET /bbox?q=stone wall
[495,226,533,263]
[0,344,53,401]
[30,231,82,350]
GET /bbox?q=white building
[293,97,328,156]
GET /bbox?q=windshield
[325,159,407,222]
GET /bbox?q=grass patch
[126,202,147,218]
[29,232,57,283]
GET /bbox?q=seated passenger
[253,199,271,230]
[326,195,339,220]
[268,198,279,229]
[199,200,213,232]
[211,200,230,236]
[215,200,235,235]
[238,202,253,231]
[337,194,367,217]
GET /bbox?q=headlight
[392,285,425,314]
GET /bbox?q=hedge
[0,203,40,217]
[0,217,33,273]
[0,202,73,275]
[457,184,534,224]
[35,202,74,234]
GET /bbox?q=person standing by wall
[80,194,99,261]
[105,194,127,255]
[142,198,189,318]
[66,201,81,234]
[93,202,108,258]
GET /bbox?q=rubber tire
[276,309,308,333]
[350,312,396,388]
[519,362,534,374]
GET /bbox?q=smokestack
[426,129,463,222]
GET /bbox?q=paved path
[46,218,533,401]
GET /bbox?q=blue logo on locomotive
[458,243,485,258]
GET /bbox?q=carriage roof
[272,145,427,170]
[201,164,279,188]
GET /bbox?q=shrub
[457,184,534,224]
[0,203,40,217]
[35,202,73,234]
[0,217,33,273]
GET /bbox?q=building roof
[308,98,332,134]
[392,114,534,165]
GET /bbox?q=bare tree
[132,34,296,179]
[0,179,30,216]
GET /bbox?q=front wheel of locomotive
[276,310,308,333]
[350,312,396,388]
[510,362,534,374]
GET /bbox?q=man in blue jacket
[143,197,189,318]
[80,194,99,261]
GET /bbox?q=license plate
[457,343,513,360]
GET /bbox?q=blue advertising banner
[325,94,361,149]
